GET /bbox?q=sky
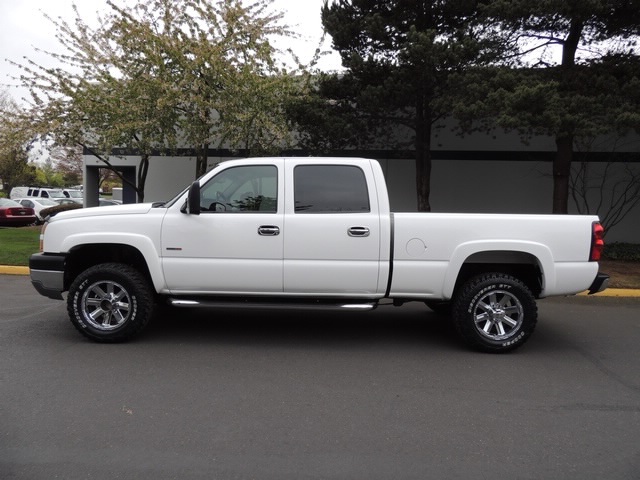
[0,0,343,103]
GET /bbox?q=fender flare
[61,233,166,293]
[441,240,555,299]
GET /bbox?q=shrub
[603,242,640,262]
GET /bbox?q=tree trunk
[415,96,432,212]
[136,154,149,203]
[552,135,573,214]
[416,153,432,212]
[196,143,209,178]
[552,19,582,214]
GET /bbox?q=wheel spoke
[101,312,113,327]
[112,309,126,323]
[90,285,108,300]
[89,307,107,322]
[502,315,518,328]
[115,301,130,311]
[504,305,520,315]
[86,297,102,307]
[498,295,511,307]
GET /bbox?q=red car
[0,198,37,226]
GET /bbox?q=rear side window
[294,165,370,213]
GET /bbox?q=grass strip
[0,226,41,266]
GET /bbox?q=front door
[161,161,284,294]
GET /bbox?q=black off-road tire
[452,273,538,353]
[67,263,154,342]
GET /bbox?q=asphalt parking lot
[1,273,640,479]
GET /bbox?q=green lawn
[0,226,41,266]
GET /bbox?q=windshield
[163,185,191,208]
[47,189,66,199]
[67,190,83,198]
[39,199,59,206]
[163,162,227,208]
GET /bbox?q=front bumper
[588,272,610,295]
[29,253,67,300]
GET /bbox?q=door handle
[348,226,370,237]
[258,225,280,236]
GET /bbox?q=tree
[477,0,640,213]
[49,145,84,186]
[0,91,37,192]
[570,137,640,236]
[304,0,506,211]
[13,0,303,201]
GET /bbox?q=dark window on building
[294,165,370,213]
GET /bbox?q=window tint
[294,165,370,213]
[200,165,277,213]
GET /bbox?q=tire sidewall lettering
[72,279,91,330]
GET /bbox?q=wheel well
[454,251,543,298]
[64,244,152,291]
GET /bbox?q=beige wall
[380,158,640,243]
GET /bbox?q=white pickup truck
[29,157,608,352]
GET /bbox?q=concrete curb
[0,266,30,275]
[2,265,639,297]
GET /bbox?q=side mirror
[186,181,201,215]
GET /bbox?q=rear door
[283,161,382,296]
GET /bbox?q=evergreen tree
[310,0,504,211]
[478,0,640,213]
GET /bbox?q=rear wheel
[452,273,537,353]
[67,263,154,342]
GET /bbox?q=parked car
[15,198,59,223]
[10,186,66,201]
[55,198,83,205]
[0,198,36,226]
[99,198,122,206]
[63,189,83,200]
[8,186,29,199]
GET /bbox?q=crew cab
[29,157,608,352]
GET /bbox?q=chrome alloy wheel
[473,290,524,341]
[81,280,132,331]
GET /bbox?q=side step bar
[167,298,378,311]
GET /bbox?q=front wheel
[452,273,537,353]
[67,263,154,342]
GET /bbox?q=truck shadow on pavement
[142,303,464,351]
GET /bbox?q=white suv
[10,186,67,200]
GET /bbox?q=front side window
[294,165,370,213]
[200,165,278,213]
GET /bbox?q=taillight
[589,222,605,262]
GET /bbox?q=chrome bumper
[29,253,66,300]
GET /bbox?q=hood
[50,203,155,222]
